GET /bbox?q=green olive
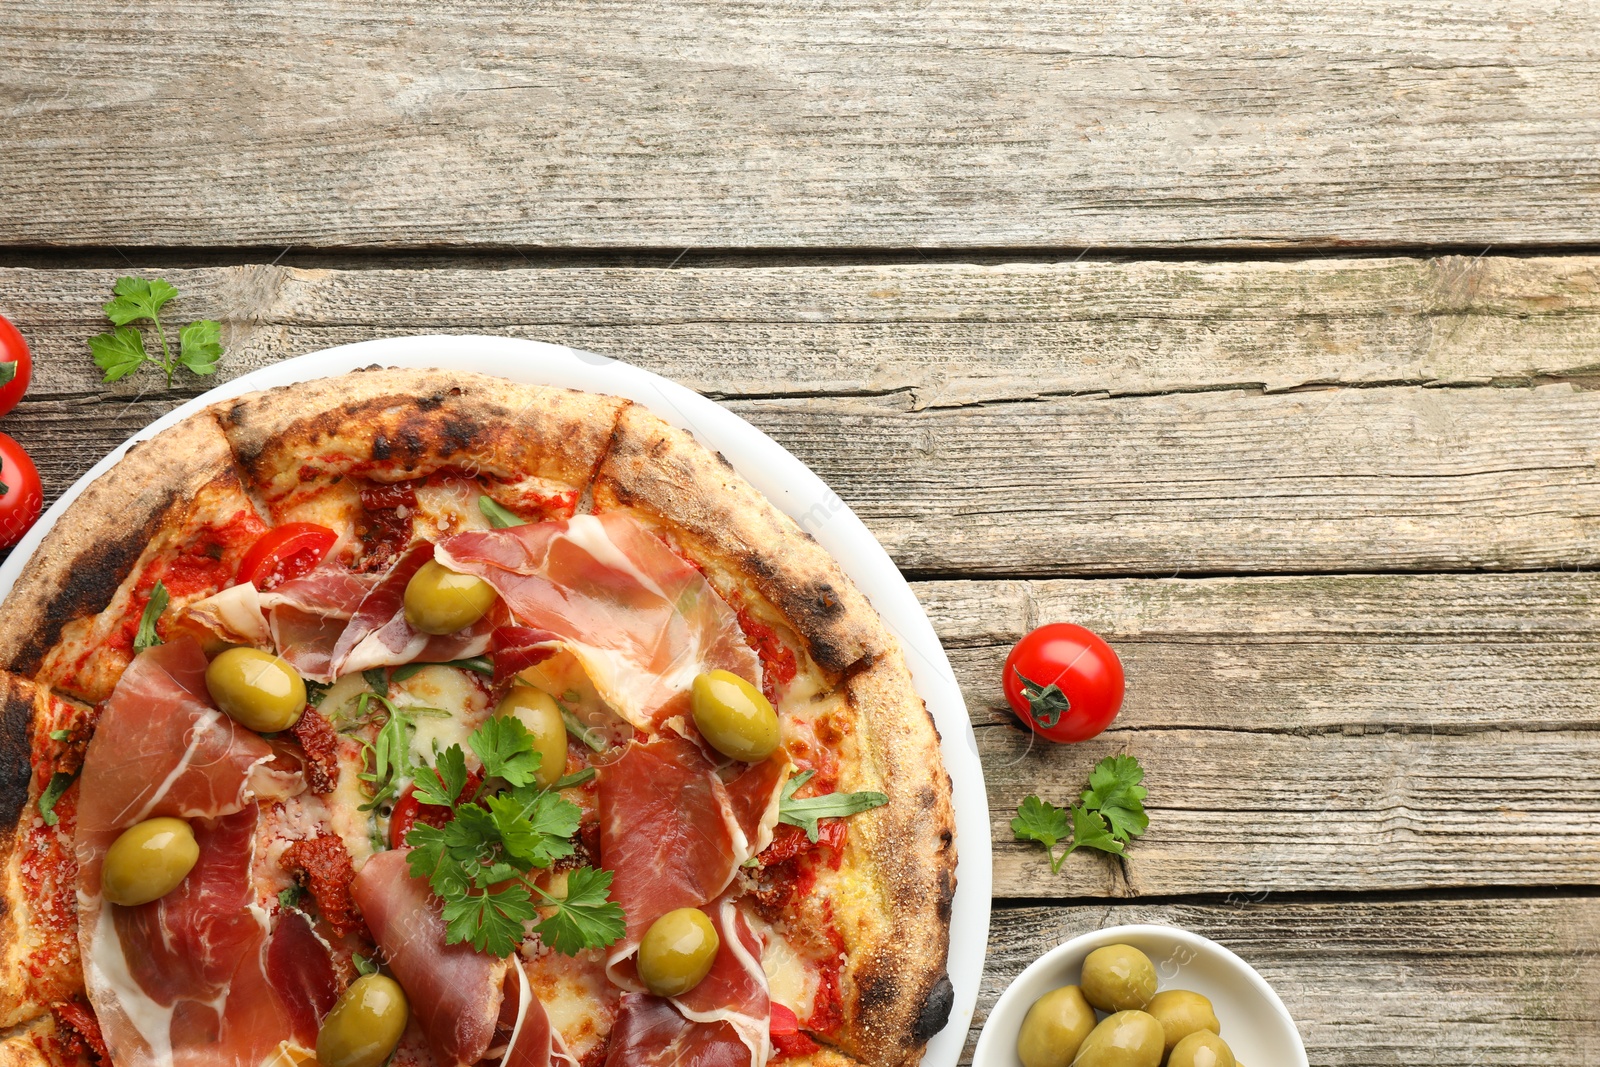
[637,907,720,998]
[1167,1030,1236,1067]
[496,685,568,789]
[1146,989,1220,1055]
[1070,1010,1164,1067]
[205,647,306,732]
[1015,984,1096,1067]
[101,817,199,906]
[315,973,410,1067]
[690,670,780,762]
[1079,943,1158,1013]
[403,560,497,635]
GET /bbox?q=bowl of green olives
[972,925,1306,1067]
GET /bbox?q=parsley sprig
[1013,755,1149,873]
[89,277,223,386]
[405,716,624,958]
[777,770,888,843]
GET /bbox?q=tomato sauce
[356,479,421,570]
[734,605,797,704]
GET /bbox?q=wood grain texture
[2,2,1599,248]
[916,574,1600,897]
[970,896,1600,1066]
[3,258,1599,576]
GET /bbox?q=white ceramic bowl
[973,924,1308,1067]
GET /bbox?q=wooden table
[4,3,1598,1062]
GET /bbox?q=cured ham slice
[435,514,761,729]
[351,848,527,1066]
[670,900,771,1067]
[604,995,752,1067]
[258,563,378,681]
[597,737,787,990]
[329,542,494,676]
[75,640,314,1067]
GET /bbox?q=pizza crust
[0,675,90,1031]
[592,406,890,680]
[0,1014,92,1067]
[0,413,239,680]
[216,366,628,503]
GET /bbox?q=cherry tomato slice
[1002,622,1125,743]
[0,432,43,550]
[769,1003,820,1056]
[0,316,33,419]
[237,522,337,589]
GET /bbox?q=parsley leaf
[88,277,225,387]
[401,717,622,958]
[776,770,888,843]
[1014,755,1150,873]
[134,581,169,652]
[471,715,542,787]
[1066,803,1125,858]
[533,867,625,956]
[1011,794,1072,874]
[486,789,579,867]
[37,770,77,827]
[1081,754,1149,843]
[104,277,179,325]
[89,326,149,382]
[177,319,223,376]
[412,744,469,808]
[442,884,538,957]
[478,495,526,528]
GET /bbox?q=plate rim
[0,334,992,1065]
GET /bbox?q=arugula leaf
[363,668,389,696]
[352,952,378,977]
[1081,754,1149,843]
[48,729,70,742]
[1065,803,1125,858]
[471,715,542,787]
[1011,794,1072,874]
[478,496,526,529]
[134,581,169,652]
[412,744,469,808]
[559,705,607,753]
[533,867,625,956]
[89,326,149,382]
[278,885,304,909]
[391,656,494,683]
[443,884,538,957]
[776,770,888,843]
[37,770,77,827]
[305,679,330,707]
[104,277,179,325]
[177,319,223,376]
[552,768,596,790]
[355,695,444,812]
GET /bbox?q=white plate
[0,335,991,1065]
[973,924,1308,1067]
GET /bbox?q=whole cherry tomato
[0,433,42,550]
[1002,622,1125,742]
[237,522,338,588]
[0,315,32,418]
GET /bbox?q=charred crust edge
[0,680,34,830]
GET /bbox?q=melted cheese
[522,946,616,1061]
[391,665,490,766]
[412,480,494,540]
[752,920,821,1021]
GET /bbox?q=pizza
[0,368,957,1067]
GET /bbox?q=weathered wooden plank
[4,261,1600,576]
[4,258,1600,405]
[922,573,1600,732]
[3,2,1599,248]
[968,896,1600,1066]
[913,574,1600,897]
